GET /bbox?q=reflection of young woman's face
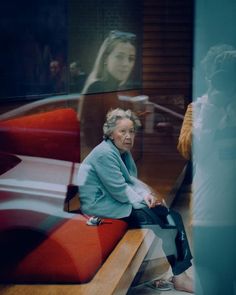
[106,42,136,83]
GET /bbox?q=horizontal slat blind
[142,0,194,111]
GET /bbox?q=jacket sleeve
[94,152,145,204]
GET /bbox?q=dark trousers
[122,205,192,275]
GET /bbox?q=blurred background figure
[177,44,235,188]
[193,50,236,295]
[69,60,86,93]
[47,60,66,94]
[177,44,234,161]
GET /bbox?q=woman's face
[106,42,136,83]
[110,118,135,153]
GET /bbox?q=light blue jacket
[77,140,149,218]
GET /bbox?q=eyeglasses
[108,30,136,41]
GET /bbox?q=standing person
[78,30,138,158]
[193,50,236,295]
[69,60,86,93]
[177,44,234,160]
[47,60,66,94]
[77,108,194,293]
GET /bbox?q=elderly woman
[77,108,193,293]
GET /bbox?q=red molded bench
[0,209,128,284]
[0,106,156,294]
[0,108,80,162]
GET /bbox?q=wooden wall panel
[142,0,194,111]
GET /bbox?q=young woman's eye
[115,54,124,61]
[129,56,135,63]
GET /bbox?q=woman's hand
[144,194,162,208]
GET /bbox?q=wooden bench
[0,229,155,295]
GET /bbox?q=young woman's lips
[119,69,129,74]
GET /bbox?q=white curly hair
[103,108,141,140]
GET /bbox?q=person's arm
[94,152,145,204]
[177,103,193,160]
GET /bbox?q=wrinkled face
[110,118,135,153]
[106,42,136,83]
